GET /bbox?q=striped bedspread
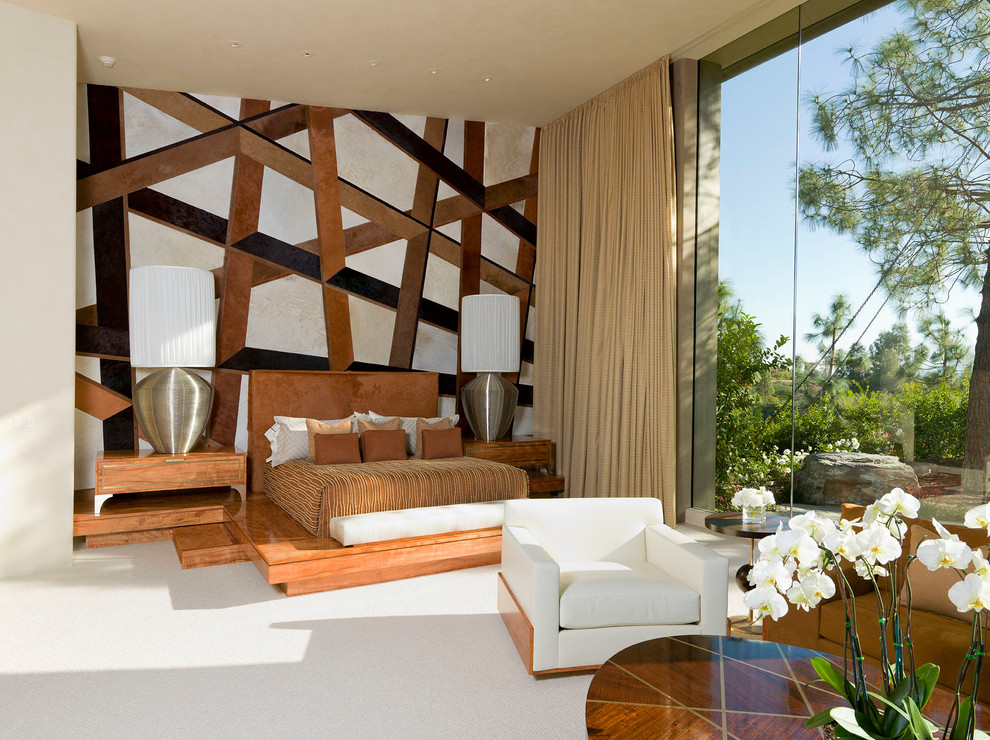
[264,457,529,538]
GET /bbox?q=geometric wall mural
[74,85,539,488]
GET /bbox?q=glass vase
[742,504,766,525]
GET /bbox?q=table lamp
[128,265,216,454]
[460,294,520,442]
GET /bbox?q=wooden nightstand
[462,437,565,497]
[77,446,248,564]
[95,446,246,497]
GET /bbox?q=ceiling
[8,0,801,126]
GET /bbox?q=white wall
[0,2,77,578]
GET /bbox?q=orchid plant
[744,489,989,739]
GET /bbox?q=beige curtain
[534,58,677,522]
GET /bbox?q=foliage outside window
[715,0,989,517]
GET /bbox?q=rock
[795,452,919,506]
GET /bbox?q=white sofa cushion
[329,501,505,546]
[504,497,664,563]
[558,561,700,629]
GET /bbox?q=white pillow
[370,411,460,455]
[268,415,353,467]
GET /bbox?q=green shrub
[899,378,967,460]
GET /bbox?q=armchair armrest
[500,525,561,672]
[645,524,728,635]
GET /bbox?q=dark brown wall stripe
[129,188,228,244]
[352,110,486,206]
[488,205,537,246]
[76,325,129,360]
[220,348,329,372]
[231,233,321,279]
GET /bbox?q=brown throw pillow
[414,417,454,459]
[420,427,463,460]
[356,417,402,434]
[305,417,352,462]
[313,433,361,465]
[361,429,407,462]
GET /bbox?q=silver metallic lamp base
[133,367,214,454]
[461,372,518,443]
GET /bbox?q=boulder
[795,452,919,506]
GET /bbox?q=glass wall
[712,0,987,522]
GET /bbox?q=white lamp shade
[129,266,216,368]
[460,294,520,372]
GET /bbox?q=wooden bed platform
[226,493,502,596]
[74,487,502,596]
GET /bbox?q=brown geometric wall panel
[75,86,540,469]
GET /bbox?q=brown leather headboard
[247,370,440,491]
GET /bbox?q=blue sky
[719,3,980,367]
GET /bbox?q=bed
[246,368,527,545]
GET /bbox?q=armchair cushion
[559,562,700,628]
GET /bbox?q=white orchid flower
[855,559,888,579]
[875,488,920,519]
[777,528,822,567]
[796,569,836,603]
[744,585,789,620]
[931,517,958,541]
[823,530,861,563]
[796,551,830,577]
[964,504,990,534]
[948,573,990,613]
[855,524,901,566]
[786,580,817,611]
[972,550,990,581]
[757,526,787,561]
[790,511,837,544]
[787,572,836,612]
[916,536,973,571]
[749,558,792,591]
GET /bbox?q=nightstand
[462,437,565,497]
[76,446,248,562]
[95,446,246,497]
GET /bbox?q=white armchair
[497,497,728,674]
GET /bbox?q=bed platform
[74,370,520,596]
[225,493,503,596]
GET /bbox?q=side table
[95,445,246,497]
[463,437,565,497]
[705,511,789,634]
[77,446,248,559]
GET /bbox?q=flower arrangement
[731,486,775,524]
[744,489,989,739]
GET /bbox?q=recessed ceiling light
[98,55,116,68]
[429,68,440,76]
[301,51,313,58]
[228,41,241,48]
[482,76,494,83]
[368,60,380,67]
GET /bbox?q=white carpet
[0,528,750,739]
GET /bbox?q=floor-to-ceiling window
[709,0,988,522]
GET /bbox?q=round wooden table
[585,635,984,738]
[706,511,790,634]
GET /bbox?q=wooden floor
[73,487,503,596]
